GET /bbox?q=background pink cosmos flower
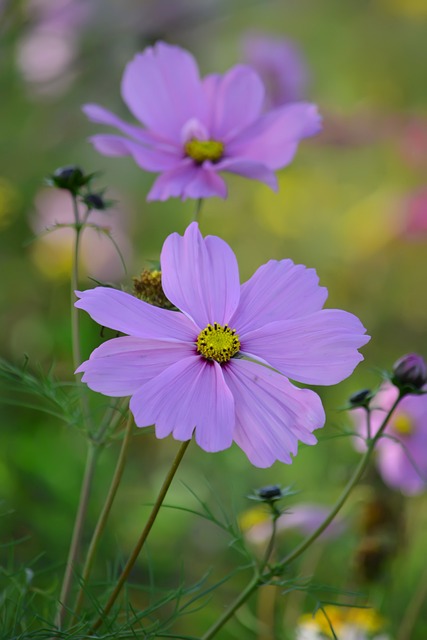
[352,383,427,495]
[83,41,321,201]
[242,32,309,109]
[75,223,369,468]
[242,503,346,545]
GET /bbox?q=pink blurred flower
[242,32,309,109]
[83,41,321,201]
[243,503,346,545]
[352,383,427,495]
[401,187,427,238]
[76,222,369,467]
[30,188,132,281]
[17,0,91,92]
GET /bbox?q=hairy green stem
[202,394,403,639]
[89,439,191,632]
[55,196,94,630]
[70,411,134,624]
[70,195,83,373]
[55,444,98,629]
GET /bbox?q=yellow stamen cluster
[393,413,413,436]
[185,139,224,164]
[196,322,240,363]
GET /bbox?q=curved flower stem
[89,439,191,633]
[55,443,99,630]
[70,411,134,624]
[70,194,83,373]
[193,198,204,223]
[55,196,96,630]
[201,394,403,640]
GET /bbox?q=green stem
[89,439,191,632]
[55,444,98,629]
[202,394,403,639]
[55,195,95,630]
[70,194,83,373]
[193,198,204,223]
[70,411,134,624]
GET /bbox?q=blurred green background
[1,0,427,637]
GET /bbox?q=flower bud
[349,389,373,409]
[257,485,282,501]
[48,165,89,195]
[392,353,427,391]
[133,269,175,310]
[83,192,107,210]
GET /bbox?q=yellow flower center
[185,139,224,164]
[196,322,240,363]
[393,413,414,436]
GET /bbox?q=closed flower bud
[349,388,373,409]
[83,193,107,210]
[392,353,427,391]
[257,485,282,501]
[47,165,93,195]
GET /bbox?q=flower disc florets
[185,139,224,164]
[196,322,240,363]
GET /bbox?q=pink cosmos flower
[76,223,369,467]
[242,32,309,109]
[83,41,321,201]
[243,503,346,545]
[352,383,427,495]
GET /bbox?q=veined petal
[83,103,155,144]
[242,310,370,385]
[231,259,328,334]
[160,222,240,329]
[130,356,235,452]
[88,134,180,170]
[76,336,194,396]
[75,287,197,342]
[227,102,322,169]
[204,66,264,141]
[224,359,324,468]
[121,42,207,142]
[215,158,278,190]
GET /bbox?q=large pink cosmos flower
[352,383,427,495]
[76,223,369,467]
[83,41,321,201]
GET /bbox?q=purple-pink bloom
[352,383,427,495]
[242,32,309,109]
[83,41,321,201]
[244,503,346,545]
[76,223,369,467]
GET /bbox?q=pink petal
[75,287,197,342]
[203,65,264,141]
[130,356,235,452]
[224,359,324,468]
[161,222,240,329]
[227,102,322,169]
[214,158,278,190]
[88,134,180,170]
[83,103,155,144]
[378,440,427,495]
[76,336,194,396]
[121,42,207,143]
[242,310,370,385]
[147,161,227,201]
[231,259,328,334]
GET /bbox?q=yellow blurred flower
[296,604,388,639]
